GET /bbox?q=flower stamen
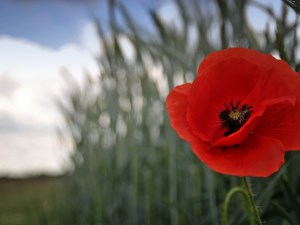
[229,108,242,121]
[219,101,253,136]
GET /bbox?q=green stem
[242,177,263,225]
[222,187,254,225]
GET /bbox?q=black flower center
[219,101,253,136]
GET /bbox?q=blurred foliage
[283,0,300,14]
[48,0,300,225]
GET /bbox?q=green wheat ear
[282,0,300,14]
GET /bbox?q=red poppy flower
[166,48,300,177]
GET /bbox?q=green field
[0,176,64,225]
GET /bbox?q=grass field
[0,176,64,225]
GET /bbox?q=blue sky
[0,0,91,48]
[0,0,171,177]
[0,0,282,49]
[0,0,162,48]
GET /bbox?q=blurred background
[1,0,300,224]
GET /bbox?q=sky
[0,0,163,48]
[0,0,101,177]
[0,0,169,177]
[0,0,292,177]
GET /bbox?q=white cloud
[0,21,99,177]
[79,20,102,56]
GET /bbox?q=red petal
[166,83,193,142]
[239,56,300,150]
[213,96,296,147]
[190,134,285,177]
[255,98,300,150]
[198,48,282,78]
[186,58,259,142]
